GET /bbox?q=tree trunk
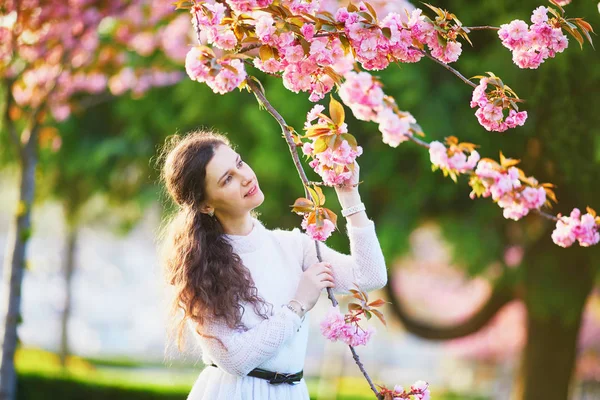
[59,223,77,369]
[511,309,585,400]
[511,241,595,400]
[0,140,38,400]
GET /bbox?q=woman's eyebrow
[217,154,241,185]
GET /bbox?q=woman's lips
[245,184,258,198]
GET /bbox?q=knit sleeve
[296,220,388,294]
[197,305,302,376]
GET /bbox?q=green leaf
[381,27,392,40]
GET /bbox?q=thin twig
[407,135,431,149]
[350,346,383,400]
[416,48,477,88]
[531,208,560,222]
[465,26,500,31]
[239,43,262,54]
[245,76,380,399]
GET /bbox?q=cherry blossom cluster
[320,306,376,347]
[226,0,273,13]
[302,103,363,186]
[108,68,183,97]
[253,13,351,101]
[470,76,528,132]
[185,46,247,94]
[335,6,462,71]
[378,381,431,400]
[3,0,190,124]
[191,3,238,50]
[429,140,480,179]
[339,72,417,147]
[551,208,600,248]
[469,160,547,221]
[115,1,190,62]
[301,212,336,241]
[291,186,338,241]
[498,6,569,69]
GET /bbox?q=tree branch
[385,273,515,340]
[245,76,381,399]
[416,49,477,88]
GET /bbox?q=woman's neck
[218,213,254,236]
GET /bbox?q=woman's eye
[224,175,232,184]
[237,159,243,167]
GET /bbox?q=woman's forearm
[336,189,371,228]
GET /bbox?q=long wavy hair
[158,129,271,352]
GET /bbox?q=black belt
[209,363,303,385]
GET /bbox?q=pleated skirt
[187,366,311,400]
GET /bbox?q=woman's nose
[241,173,253,186]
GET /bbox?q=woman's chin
[245,189,265,209]
[253,190,265,207]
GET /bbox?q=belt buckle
[269,371,296,385]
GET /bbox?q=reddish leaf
[368,298,387,308]
[371,309,387,327]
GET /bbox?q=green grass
[15,347,487,400]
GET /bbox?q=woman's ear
[200,204,214,217]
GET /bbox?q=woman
[160,129,387,400]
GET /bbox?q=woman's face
[203,144,264,218]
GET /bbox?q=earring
[208,209,214,217]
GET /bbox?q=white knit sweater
[187,218,387,400]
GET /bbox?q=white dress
[186,218,388,400]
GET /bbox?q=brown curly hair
[158,129,271,352]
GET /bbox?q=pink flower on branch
[468,153,555,221]
[429,137,480,182]
[320,287,386,347]
[498,4,593,69]
[552,208,600,248]
[185,46,247,94]
[302,97,363,186]
[470,74,528,132]
[376,380,431,400]
[339,71,419,147]
[291,185,338,241]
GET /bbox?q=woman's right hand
[293,262,335,313]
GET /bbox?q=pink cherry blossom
[471,78,528,132]
[429,141,480,174]
[498,8,569,69]
[376,107,415,147]
[320,306,347,340]
[320,306,375,346]
[185,46,211,83]
[302,215,335,241]
[552,208,600,248]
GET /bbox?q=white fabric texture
[186,218,388,400]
